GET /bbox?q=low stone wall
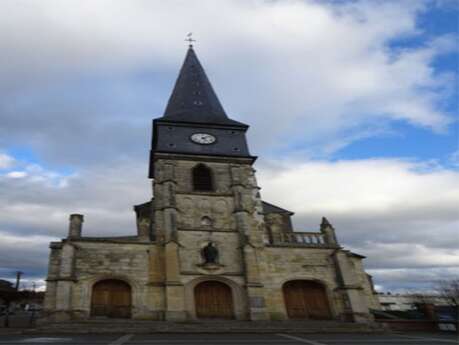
[378,319,457,332]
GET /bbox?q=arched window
[193,164,213,191]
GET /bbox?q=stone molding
[181,270,243,276]
[266,244,339,249]
[46,277,77,282]
[69,238,154,245]
[146,282,165,287]
[246,282,264,288]
[196,262,225,271]
[335,284,364,290]
[178,227,237,233]
[154,152,255,164]
[175,191,233,197]
[155,178,177,184]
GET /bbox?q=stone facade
[43,155,380,323]
[42,46,381,324]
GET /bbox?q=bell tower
[149,45,268,321]
[149,45,256,176]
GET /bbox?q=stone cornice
[174,191,233,197]
[46,277,77,282]
[70,238,156,245]
[180,271,243,276]
[246,282,264,288]
[266,244,339,250]
[154,152,255,164]
[178,227,237,233]
[335,285,364,291]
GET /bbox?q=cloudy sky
[0,0,457,292]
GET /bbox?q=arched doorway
[283,280,331,320]
[91,279,131,318]
[195,281,234,319]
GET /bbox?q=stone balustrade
[267,231,332,247]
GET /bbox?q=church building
[43,46,380,323]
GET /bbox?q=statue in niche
[201,242,219,264]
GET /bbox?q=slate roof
[77,236,140,242]
[134,200,152,212]
[261,201,294,215]
[134,200,153,219]
[157,46,248,128]
[134,199,293,216]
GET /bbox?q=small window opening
[193,164,213,191]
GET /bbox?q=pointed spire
[161,46,247,127]
[320,217,333,229]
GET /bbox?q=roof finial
[185,32,196,48]
[321,217,333,229]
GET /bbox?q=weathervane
[185,32,196,47]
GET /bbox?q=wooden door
[195,281,234,319]
[283,280,331,320]
[91,280,131,318]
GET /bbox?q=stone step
[30,320,386,334]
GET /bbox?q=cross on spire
[185,32,196,47]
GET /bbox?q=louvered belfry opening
[193,164,213,191]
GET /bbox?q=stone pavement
[28,320,385,334]
[0,332,457,345]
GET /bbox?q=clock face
[190,133,216,145]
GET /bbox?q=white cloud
[0,158,150,239]
[257,158,459,216]
[0,155,457,290]
[353,242,459,268]
[0,153,15,169]
[0,230,56,277]
[0,159,150,279]
[0,0,456,291]
[0,231,55,249]
[0,0,454,163]
[257,157,459,289]
[449,149,459,167]
[6,171,27,178]
[368,267,459,292]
